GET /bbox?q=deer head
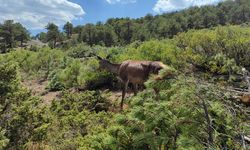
[142,61,166,75]
[149,62,166,74]
[94,54,120,74]
[95,55,111,70]
[85,52,108,70]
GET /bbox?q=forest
[0,0,250,149]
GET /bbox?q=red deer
[96,56,167,109]
[241,68,250,106]
[239,94,250,106]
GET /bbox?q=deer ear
[148,62,161,74]
[106,54,111,60]
[141,63,149,69]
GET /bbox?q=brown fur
[97,57,166,109]
[240,94,250,106]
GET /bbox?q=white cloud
[153,0,224,13]
[106,0,136,4]
[0,0,85,29]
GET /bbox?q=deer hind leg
[121,80,129,110]
[153,88,160,101]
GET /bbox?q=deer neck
[104,61,120,74]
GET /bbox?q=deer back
[118,60,164,84]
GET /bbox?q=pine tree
[45,23,60,48]
[63,22,73,39]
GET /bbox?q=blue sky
[70,0,156,27]
[0,0,225,35]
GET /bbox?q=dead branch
[244,135,250,143]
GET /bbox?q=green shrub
[120,39,183,68]
[58,59,83,88]
[51,90,111,113]
[0,61,20,97]
[0,47,65,78]
[7,97,50,149]
[47,91,113,149]
[208,53,240,75]
[0,61,51,149]
[94,76,244,149]
[0,128,9,150]
[47,71,65,91]
[84,71,117,90]
[67,43,93,58]
[29,45,38,51]
[176,26,250,68]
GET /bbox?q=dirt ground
[22,80,60,105]
[22,79,136,111]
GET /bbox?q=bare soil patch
[22,79,60,104]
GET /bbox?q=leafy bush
[0,25,249,150]
[208,53,240,75]
[116,39,183,69]
[91,76,245,149]
[47,71,65,91]
[176,26,250,68]
[0,61,20,97]
[0,47,65,78]
[7,97,50,149]
[46,91,113,149]
[29,45,38,51]
[0,128,9,150]
[58,59,83,88]
[51,90,111,114]
[67,43,93,58]
[0,61,51,149]
[84,71,117,90]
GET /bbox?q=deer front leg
[121,81,129,110]
[132,83,138,96]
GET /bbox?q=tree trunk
[21,39,23,47]
[53,38,56,48]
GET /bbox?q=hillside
[33,0,250,48]
[1,24,250,149]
